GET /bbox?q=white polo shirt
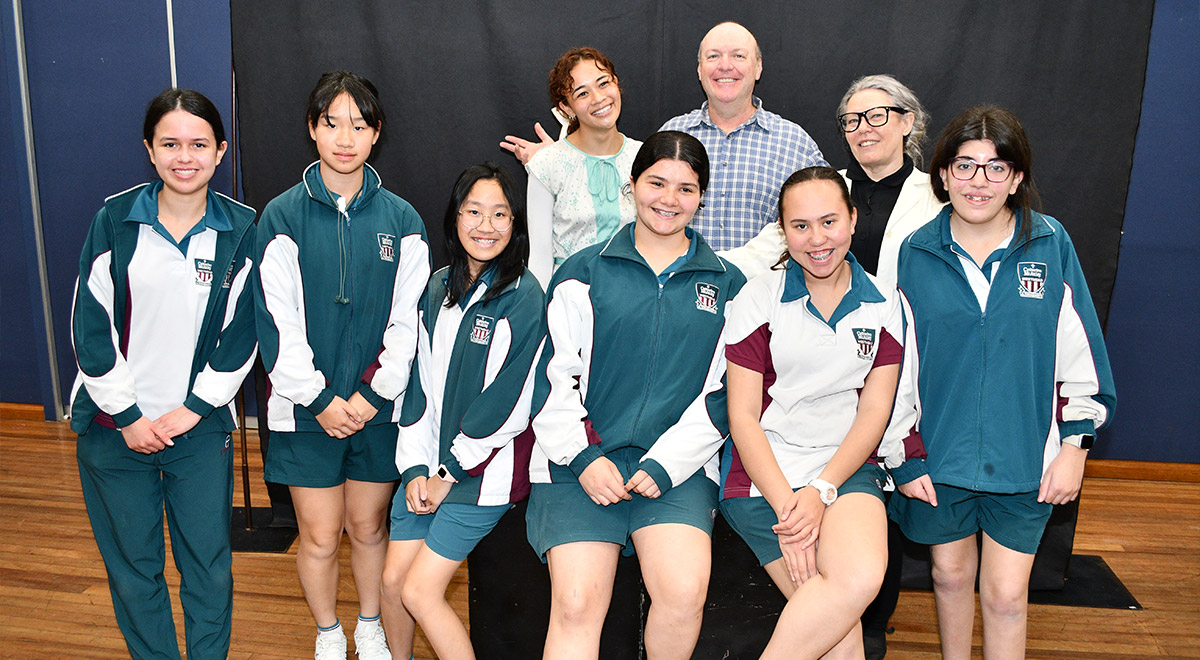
[722,254,902,498]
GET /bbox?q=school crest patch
[377,233,395,262]
[695,282,719,314]
[1017,262,1047,299]
[470,314,494,345]
[194,258,214,287]
[853,327,877,360]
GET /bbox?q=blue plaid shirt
[660,97,827,251]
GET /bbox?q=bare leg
[291,484,348,628]
[380,539,423,659]
[343,479,393,618]
[543,541,621,660]
[401,545,472,659]
[929,535,980,660]
[631,523,711,660]
[978,533,1035,660]
[760,494,887,660]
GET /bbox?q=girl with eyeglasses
[886,106,1115,660]
[254,71,430,660]
[71,88,256,660]
[379,162,545,660]
[501,47,641,287]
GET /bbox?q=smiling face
[632,158,703,239]
[457,178,513,279]
[559,59,621,135]
[697,22,762,111]
[144,108,226,198]
[308,91,380,181]
[780,179,857,283]
[844,88,913,178]
[939,139,1023,229]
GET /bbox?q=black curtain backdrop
[231,1,1153,326]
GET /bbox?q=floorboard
[1,418,1196,659]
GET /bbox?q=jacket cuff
[356,381,389,410]
[568,444,606,478]
[305,388,336,416]
[890,458,928,486]
[637,459,673,496]
[442,454,469,482]
[183,393,215,418]
[111,402,144,429]
[400,465,429,488]
[1058,419,1096,441]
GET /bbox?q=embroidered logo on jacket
[695,282,719,314]
[470,314,494,345]
[853,327,878,360]
[194,258,214,286]
[1017,262,1047,299]
[377,233,396,262]
[220,260,235,289]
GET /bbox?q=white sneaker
[315,625,348,660]
[353,618,392,660]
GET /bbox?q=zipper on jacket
[341,206,357,396]
[974,311,986,489]
[628,270,666,450]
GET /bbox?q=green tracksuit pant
[76,425,233,660]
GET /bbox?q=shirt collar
[122,180,232,232]
[699,96,768,133]
[302,160,382,211]
[780,251,885,307]
[845,154,914,186]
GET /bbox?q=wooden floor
[1,416,1197,659]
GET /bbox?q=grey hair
[837,74,929,167]
[696,21,763,63]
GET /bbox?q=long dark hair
[143,88,225,145]
[443,162,529,308]
[772,166,856,269]
[930,105,1040,245]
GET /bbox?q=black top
[846,156,913,275]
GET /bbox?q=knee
[931,558,975,594]
[980,579,1028,621]
[344,512,386,546]
[648,573,708,620]
[833,563,886,610]
[299,526,344,560]
[551,586,609,630]
[399,577,440,620]
[380,564,406,602]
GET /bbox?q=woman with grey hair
[835,74,943,289]
[725,74,943,289]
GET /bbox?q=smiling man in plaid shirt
[660,21,827,255]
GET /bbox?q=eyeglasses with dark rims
[947,157,1015,183]
[838,105,908,132]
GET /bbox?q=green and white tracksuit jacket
[531,225,747,494]
[70,181,258,434]
[254,162,430,432]
[396,266,546,505]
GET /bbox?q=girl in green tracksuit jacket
[527,131,746,659]
[254,71,430,660]
[72,89,256,660]
[886,107,1115,660]
[379,162,544,660]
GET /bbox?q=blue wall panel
[1098,0,1200,462]
[1,5,44,405]
[22,1,173,407]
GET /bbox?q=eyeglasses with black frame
[458,208,512,232]
[947,157,1016,183]
[838,105,908,132]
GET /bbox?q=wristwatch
[809,478,838,506]
[1061,434,1095,450]
[436,464,458,483]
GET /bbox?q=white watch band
[809,478,838,505]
